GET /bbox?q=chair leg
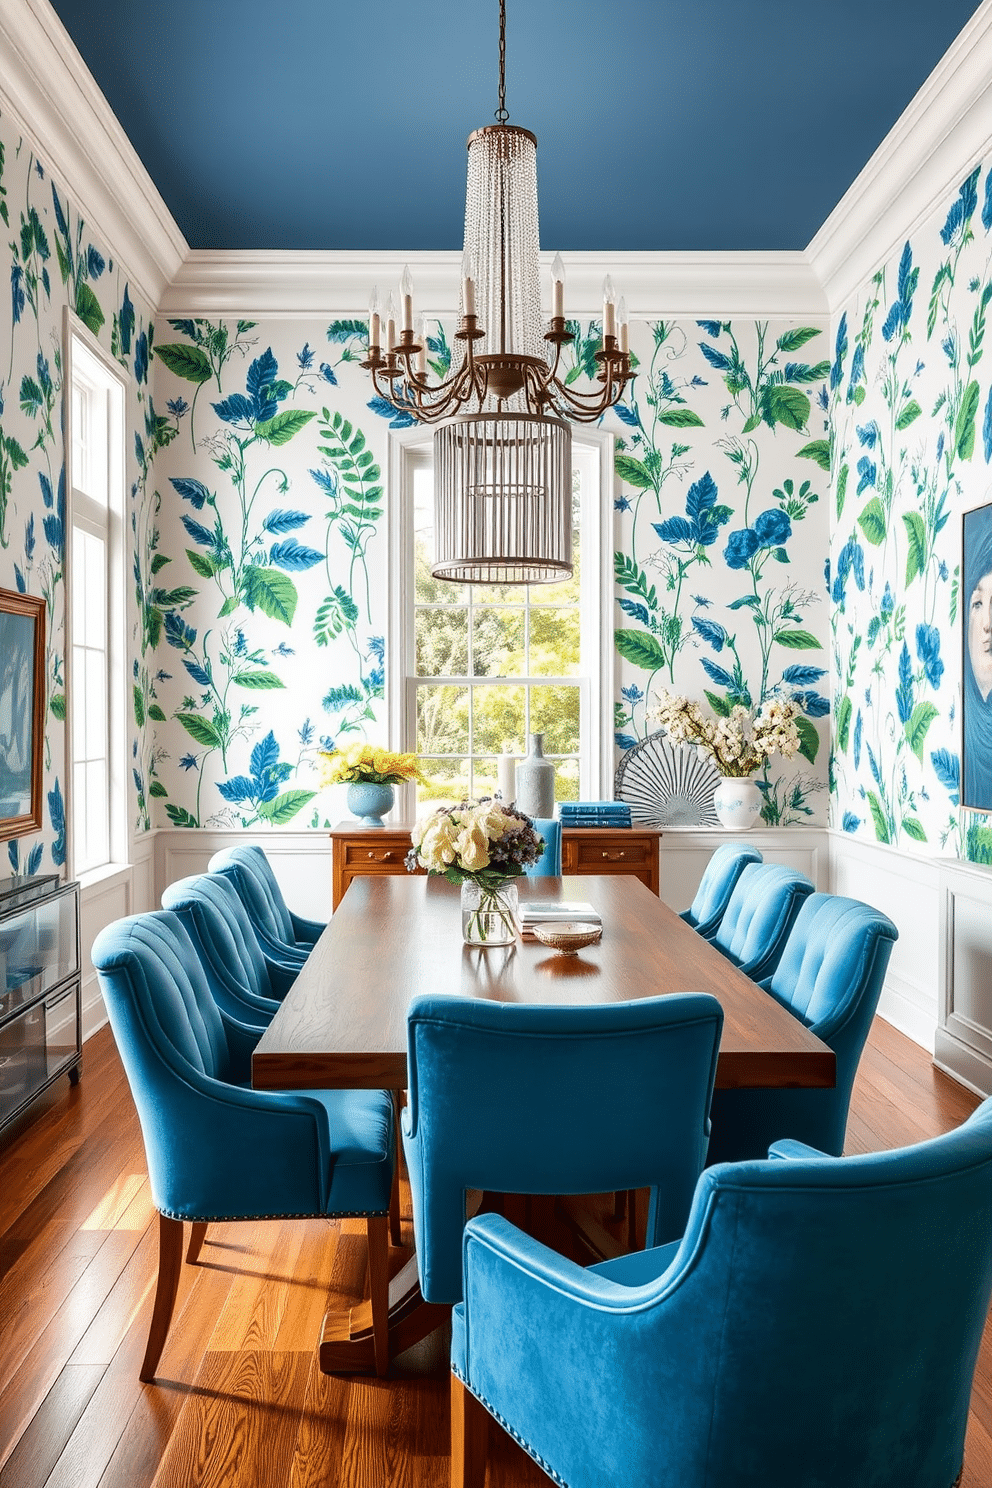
[367,1214,390,1378]
[186,1221,208,1264]
[390,1090,403,1246]
[140,1212,185,1383]
[451,1373,489,1488]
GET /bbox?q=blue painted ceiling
[47,0,985,253]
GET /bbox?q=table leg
[319,1253,450,1374]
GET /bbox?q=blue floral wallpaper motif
[0,106,155,873]
[149,319,385,829]
[606,318,832,825]
[829,153,992,860]
[147,312,834,830]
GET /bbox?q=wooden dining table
[252,872,834,1372]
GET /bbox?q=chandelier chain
[495,0,508,123]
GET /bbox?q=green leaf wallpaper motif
[607,319,831,826]
[829,153,992,856]
[0,105,156,866]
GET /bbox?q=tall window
[68,327,125,876]
[391,433,613,807]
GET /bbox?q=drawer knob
[602,850,625,859]
[367,850,394,860]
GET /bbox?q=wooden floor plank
[0,1019,990,1488]
[150,1351,311,1488]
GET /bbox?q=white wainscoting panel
[658,828,827,915]
[155,830,333,923]
[827,830,942,1054]
[936,857,992,1097]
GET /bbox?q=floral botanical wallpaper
[829,152,992,861]
[605,319,832,825]
[148,314,832,830]
[0,105,155,875]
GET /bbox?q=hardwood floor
[0,1017,989,1487]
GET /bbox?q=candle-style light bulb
[385,292,397,352]
[618,295,629,355]
[461,248,476,319]
[602,275,617,342]
[551,252,565,321]
[368,285,381,352]
[400,265,414,333]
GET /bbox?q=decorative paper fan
[614,731,720,827]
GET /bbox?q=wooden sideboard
[329,820,663,910]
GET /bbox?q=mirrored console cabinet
[0,874,81,1136]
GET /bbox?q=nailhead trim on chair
[159,1206,389,1222]
[450,1367,967,1488]
[450,1365,570,1488]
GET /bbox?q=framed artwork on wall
[962,501,992,812]
[0,588,45,842]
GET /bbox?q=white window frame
[65,314,127,882]
[387,425,615,819]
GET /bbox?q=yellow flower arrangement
[318,743,424,787]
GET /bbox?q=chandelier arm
[542,369,633,422]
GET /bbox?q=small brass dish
[530,921,602,956]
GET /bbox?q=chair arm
[251,921,310,965]
[289,910,325,944]
[265,955,300,1000]
[457,1215,698,1487]
[768,1138,832,1161]
[462,1213,677,1312]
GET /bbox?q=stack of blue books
[558,801,632,828]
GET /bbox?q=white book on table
[517,901,600,924]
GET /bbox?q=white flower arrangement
[648,691,801,778]
[405,798,545,886]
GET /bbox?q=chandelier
[361,0,632,584]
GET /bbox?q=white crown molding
[807,0,992,312]
[0,0,187,311]
[160,248,827,321]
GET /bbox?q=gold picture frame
[0,588,46,842]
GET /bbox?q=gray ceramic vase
[514,733,555,819]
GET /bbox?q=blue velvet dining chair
[523,817,562,877]
[161,872,299,1028]
[706,891,899,1164]
[91,910,395,1379]
[679,841,763,939]
[402,992,723,1305]
[451,1096,992,1488]
[710,860,814,982]
[207,844,325,961]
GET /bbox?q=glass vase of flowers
[318,744,423,825]
[406,799,545,945]
[648,692,801,829]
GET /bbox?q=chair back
[523,818,562,877]
[459,1099,992,1488]
[162,872,292,1016]
[208,844,295,944]
[711,861,814,981]
[403,992,723,1304]
[707,891,900,1162]
[680,841,763,937]
[660,1110,992,1486]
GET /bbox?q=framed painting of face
[0,588,45,842]
[962,502,992,812]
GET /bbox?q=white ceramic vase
[712,775,763,831]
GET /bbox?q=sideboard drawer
[342,840,410,871]
[566,836,654,871]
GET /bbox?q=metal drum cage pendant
[432,412,572,585]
